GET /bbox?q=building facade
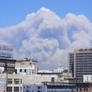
[76,83,92,92]
[15,59,37,75]
[0,44,13,59]
[7,74,23,92]
[0,58,16,74]
[23,82,77,92]
[69,48,92,82]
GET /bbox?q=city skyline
[0,0,92,69]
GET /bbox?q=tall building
[69,48,92,82]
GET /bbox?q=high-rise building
[69,48,92,82]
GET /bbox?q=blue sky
[0,0,92,27]
[0,0,92,69]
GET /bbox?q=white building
[15,59,37,75]
[7,74,23,92]
[0,73,58,92]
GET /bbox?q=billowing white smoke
[0,7,92,69]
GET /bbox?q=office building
[69,48,92,82]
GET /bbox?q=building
[23,84,44,92]
[7,74,23,92]
[69,48,92,82]
[0,44,15,74]
[58,72,73,83]
[76,83,92,92]
[69,53,74,77]
[23,82,77,92]
[15,59,37,75]
[23,74,58,85]
[0,58,16,74]
[0,44,13,59]
[0,73,58,92]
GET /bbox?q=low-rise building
[7,74,23,92]
[23,74,58,85]
[15,59,37,75]
[23,82,77,92]
[0,73,58,92]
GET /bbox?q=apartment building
[69,48,92,82]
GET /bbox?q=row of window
[7,86,22,92]
[8,78,22,84]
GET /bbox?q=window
[20,79,22,84]
[38,91,41,92]
[20,87,22,92]
[15,69,17,74]
[14,87,19,92]
[24,69,26,72]
[14,79,19,84]
[20,69,22,72]
[7,87,12,92]
[8,78,12,84]
[38,86,41,89]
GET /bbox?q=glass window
[14,87,19,92]
[20,79,22,84]
[7,87,12,92]
[24,69,26,72]
[20,69,22,72]
[14,79,19,84]
[8,78,12,84]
